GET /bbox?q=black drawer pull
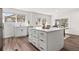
[40,39,43,41]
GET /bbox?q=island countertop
[31,27,63,32]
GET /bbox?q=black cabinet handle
[40,39,43,41]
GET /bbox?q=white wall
[52,9,79,35]
[68,10,79,35]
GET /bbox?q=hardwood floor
[3,35,79,51]
[63,35,79,51]
[3,37,38,51]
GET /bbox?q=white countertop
[32,27,63,32]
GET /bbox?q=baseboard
[3,36,28,39]
[66,33,79,36]
[15,36,27,38]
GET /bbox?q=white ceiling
[16,8,78,15]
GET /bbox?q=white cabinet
[45,15,51,25]
[29,28,39,48]
[15,27,27,37]
[3,22,15,38]
[29,13,51,27]
[3,24,27,38]
[29,28,64,51]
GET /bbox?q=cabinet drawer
[32,30,38,38]
[39,47,46,51]
[32,38,38,48]
[29,29,38,37]
[29,29,33,35]
[39,38,47,44]
[32,40,36,46]
[39,43,47,51]
[39,31,47,40]
[39,40,47,48]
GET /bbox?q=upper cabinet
[17,15,25,22]
[3,13,16,22]
[3,13,26,23]
[3,9,52,27]
[30,13,51,27]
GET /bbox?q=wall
[68,10,79,35]
[52,9,79,35]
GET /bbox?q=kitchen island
[28,27,64,51]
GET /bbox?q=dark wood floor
[3,37,38,51]
[3,35,79,51]
[62,35,79,51]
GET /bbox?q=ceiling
[16,8,78,15]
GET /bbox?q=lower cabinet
[29,28,64,51]
[15,27,27,37]
[38,40,47,51]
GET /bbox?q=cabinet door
[15,27,27,37]
[3,22,15,38]
[45,15,51,25]
[20,27,27,36]
[15,27,21,37]
[31,13,37,26]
